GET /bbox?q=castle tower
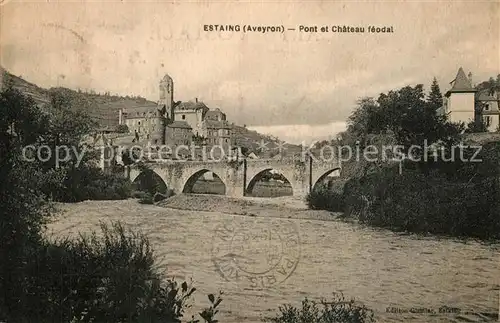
[158,74,174,120]
[445,67,477,125]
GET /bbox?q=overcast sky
[1,1,499,143]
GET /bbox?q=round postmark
[211,219,300,288]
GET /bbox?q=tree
[345,84,463,155]
[467,118,488,133]
[428,77,443,111]
[0,85,53,318]
[115,124,129,133]
[0,85,217,323]
[346,97,380,141]
[485,75,500,98]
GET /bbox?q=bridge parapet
[126,155,341,198]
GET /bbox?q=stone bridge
[125,156,341,198]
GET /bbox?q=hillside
[1,67,302,153]
[231,124,302,157]
[1,67,156,130]
[0,67,50,105]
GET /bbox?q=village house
[443,67,500,132]
[118,74,234,149]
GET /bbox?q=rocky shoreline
[156,193,341,221]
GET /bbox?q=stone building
[121,104,162,136]
[476,89,500,131]
[174,99,209,136]
[203,108,232,145]
[442,67,499,132]
[166,121,193,146]
[118,73,234,146]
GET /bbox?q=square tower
[444,67,477,125]
[158,74,174,120]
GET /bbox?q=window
[138,121,141,125]
[182,115,186,120]
[485,116,492,127]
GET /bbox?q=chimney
[118,109,123,125]
[195,97,198,103]
[468,72,473,86]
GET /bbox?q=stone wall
[126,157,341,198]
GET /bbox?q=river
[48,198,499,322]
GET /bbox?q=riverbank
[157,193,340,221]
[47,197,500,323]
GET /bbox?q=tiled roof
[176,100,209,111]
[482,109,500,116]
[168,120,192,129]
[205,110,227,122]
[448,67,476,93]
[204,119,232,129]
[161,74,172,81]
[205,110,218,117]
[122,105,160,118]
[436,106,446,116]
[477,90,498,101]
[122,104,159,113]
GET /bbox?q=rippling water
[49,200,500,323]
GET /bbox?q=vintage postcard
[0,1,499,322]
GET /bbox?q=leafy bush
[6,222,221,323]
[265,293,375,323]
[306,183,345,212]
[133,189,174,204]
[188,292,223,323]
[154,192,168,203]
[0,86,221,323]
[467,118,488,133]
[47,165,132,202]
[115,124,130,133]
[132,190,150,199]
[342,158,500,240]
[139,192,154,204]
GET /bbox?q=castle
[442,67,499,131]
[118,74,233,147]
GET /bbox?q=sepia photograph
[0,1,499,322]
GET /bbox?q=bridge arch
[130,168,168,194]
[245,168,295,197]
[182,168,227,195]
[312,167,341,191]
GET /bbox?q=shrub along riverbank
[308,142,500,241]
[307,79,500,241]
[1,75,375,322]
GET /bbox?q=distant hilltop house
[118,74,233,147]
[441,67,499,132]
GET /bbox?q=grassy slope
[1,67,156,130]
[2,67,303,154]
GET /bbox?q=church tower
[158,74,174,120]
